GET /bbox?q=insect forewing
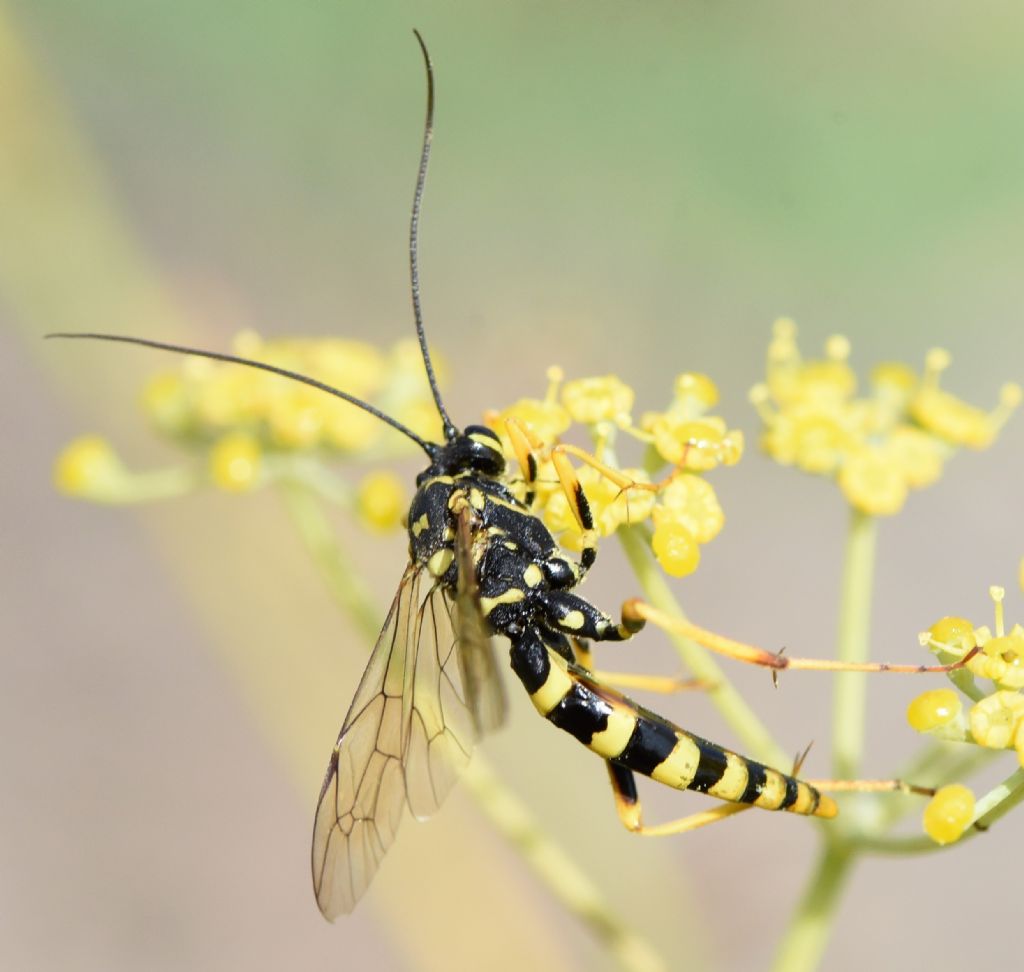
[311,566,420,918]
[311,548,504,918]
[452,508,507,735]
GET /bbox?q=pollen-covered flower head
[752,320,1019,516]
[487,364,742,578]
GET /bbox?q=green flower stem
[619,524,789,769]
[768,844,853,972]
[769,509,877,972]
[831,509,877,781]
[279,479,382,640]
[280,480,667,972]
[461,758,667,972]
[89,465,199,504]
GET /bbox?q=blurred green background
[4,2,1023,970]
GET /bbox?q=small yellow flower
[54,435,123,498]
[209,432,262,492]
[672,372,719,411]
[837,445,908,516]
[643,413,739,470]
[142,372,191,435]
[906,689,962,733]
[922,784,975,845]
[357,471,407,531]
[968,691,1024,749]
[651,518,701,578]
[871,361,918,396]
[910,387,996,449]
[654,474,724,544]
[268,391,324,450]
[561,375,634,426]
[925,616,977,659]
[882,426,944,489]
[790,410,852,475]
[982,630,1024,690]
[488,398,571,448]
[322,401,384,452]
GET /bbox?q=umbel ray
[50,32,971,919]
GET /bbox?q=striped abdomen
[526,649,836,819]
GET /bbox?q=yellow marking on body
[787,784,816,816]
[487,525,507,537]
[650,735,701,790]
[754,770,788,810]
[814,793,838,818]
[469,488,486,511]
[588,703,637,759]
[503,540,519,551]
[469,431,496,448]
[427,548,454,577]
[448,488,469,514]
[411,513,430,537]
[523,564,543,588]
[529,652,575,716]
[443,526,456,541]
[707,753,751,802]
[561,610,586,631]
[479,588,525,616]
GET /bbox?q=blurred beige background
[3,2,1023,970]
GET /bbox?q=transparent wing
[311,550,504,919]
[311,564,420,919]
[452,507,507,736]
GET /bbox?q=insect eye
[462,426,505,474]
[464,424,500,444]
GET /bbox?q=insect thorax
[407,471,573,608]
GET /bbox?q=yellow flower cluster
[55,333,426,529]
[143,331,444,452]
[750,319,1020,516]
[487,367,743,577]
[910,586,1024,843]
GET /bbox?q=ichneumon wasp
[51,31,970,920]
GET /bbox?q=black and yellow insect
[51,32,837,921]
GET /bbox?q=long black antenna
[410,29,457,441]
[44,332,438,456]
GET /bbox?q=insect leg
[549,448,599,573]
[537,589,644,643]
[627,600,980,678]
[606,761,751,836]
[503,417,541,506]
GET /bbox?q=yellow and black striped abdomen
[528,651,837,819]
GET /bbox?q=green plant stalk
[86,465,199,504]
[769,508,877,971]
[618,524,789,769]
[280,481,668,972]
[831,509,877,781]
[768,844,854,972]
